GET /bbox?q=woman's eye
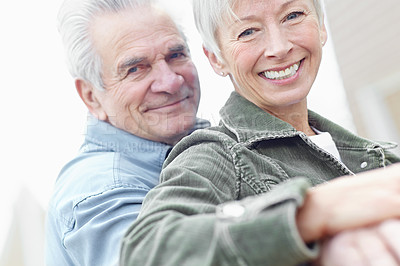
[286,11,304,21]
[238,28,255,39]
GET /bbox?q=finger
[320,231,365,266]
[355,228,398,266]
[378,219,400,262]
[304,165,400,240]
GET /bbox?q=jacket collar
[219,92,298,143]
[219,92,395,150]
[307,110,396,150]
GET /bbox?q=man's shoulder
[50,150,157,209]
[57,151,116,185]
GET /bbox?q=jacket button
[221,203,245,218]
[361,162,368,169]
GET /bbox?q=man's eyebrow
[117,45,187,74]
[118,57,145,75]
[169,44,187,53]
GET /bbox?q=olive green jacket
[121,92,399,266]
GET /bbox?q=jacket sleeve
[61,187,146,266]
[384,150,400,165]
[120,138,318,266]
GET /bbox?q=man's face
[90,7,200,145]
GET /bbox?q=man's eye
[128,67,138,74]
[170,52,186,59]
[238,28,255,39]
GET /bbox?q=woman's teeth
[262,61,300,80]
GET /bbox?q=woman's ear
[203,46,228,77]
[320,21,328,46]
[75,79,108,121]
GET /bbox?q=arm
[121,136,400,266]
[296,164,400,242]
[63,187,147,266]
[121,140,319,266]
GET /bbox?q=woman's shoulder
[181,124,239,149]
[164,125,239,166]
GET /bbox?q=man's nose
[150,61,184,94]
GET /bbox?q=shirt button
[361,162,368,169]
[221,203,245,218]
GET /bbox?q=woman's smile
[258,59,304,86]
[260,59,302,80]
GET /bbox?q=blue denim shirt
[45,116,209,266]
[121,92,399,266]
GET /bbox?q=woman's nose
[150,61,184,94]
[263,26,293,59]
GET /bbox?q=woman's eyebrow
[279,0,302,11]
[233,15,256,24]
[232,0,301,23]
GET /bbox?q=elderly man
[45,0,209,265]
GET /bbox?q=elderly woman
[120,0,400,265]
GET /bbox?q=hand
[317,219,400,266]
[296,163,400,242]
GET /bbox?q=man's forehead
[92,7,186,59]
[124,34,187,55]
[121,41,187,62]
[91,6,180,41]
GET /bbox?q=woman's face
[214,0,327,113]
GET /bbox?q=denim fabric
[121,92,399,266]
[45,115,209,266]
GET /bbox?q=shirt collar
[84,115,172,157]
[84,114,210,156]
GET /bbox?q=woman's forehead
[230,0,314,12]
[224,0,315,22]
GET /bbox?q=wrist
[296,188,326,243]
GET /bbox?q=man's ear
[203,46,228,77]
[75,79,107,121]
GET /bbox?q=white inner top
[309,129,342,161]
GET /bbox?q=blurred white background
[0,0,352,264]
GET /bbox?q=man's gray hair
[58,0,154,91]
[193,0,324,62]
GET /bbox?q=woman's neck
[264,101,316,136]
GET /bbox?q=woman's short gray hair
[193,0,324,62]
[58,0,153,90]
